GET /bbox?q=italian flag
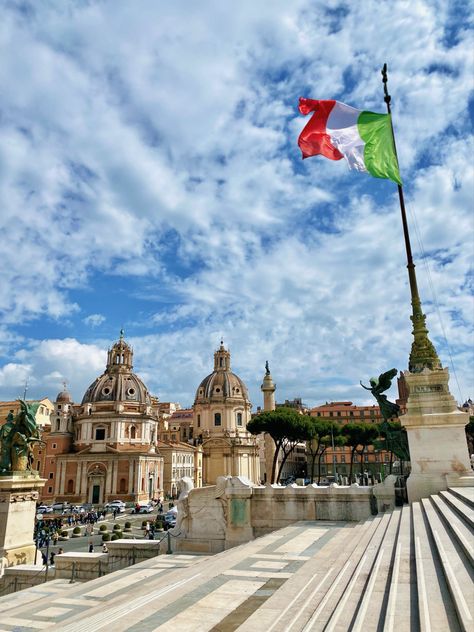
[298,98,402,185]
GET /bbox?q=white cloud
[83,314,106,327]
[0,1,471,408]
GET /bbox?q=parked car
[52,502,69,513]
[105,500,126,513]
[164,512,176,528]
[133,502,153,514]
[37,505,53,514]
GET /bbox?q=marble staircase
[0,487,472,632]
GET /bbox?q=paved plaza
[0,486,472,631]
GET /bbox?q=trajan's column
[261,362,277,483]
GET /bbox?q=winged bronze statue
[360,368,400,421]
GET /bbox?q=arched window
[130,426,136,439]
[119,478,127,493]
[219,357,223,367]
[236,412,242,426]
[214,412,221,426]
[67,479,74,494]
[197,414,201,427]
[56,419,61,432]
[95,427,106,440]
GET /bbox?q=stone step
[447,487,474,509]
[0,578,73,613]
[322,512,395,632]
[351,508,403,632]
[431,494,474,567]
[237,520,373,632]
[300,515,388,632]
[440,490,474,529]
[382,505,417,632]
[412,501,461,632]
[421,498,474,632]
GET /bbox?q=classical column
[261,363,277,483]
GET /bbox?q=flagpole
[381,64,441,373]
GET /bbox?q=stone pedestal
[402,368,473,502]
[225,478,254,549]
[0,474,46,573]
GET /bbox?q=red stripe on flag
[298,98,343,161]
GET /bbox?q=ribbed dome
[194,341,249,402]
[81,333,151,405]
[56,390,72,403]
[195,370,249,401]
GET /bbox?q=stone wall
[165,476,395,554]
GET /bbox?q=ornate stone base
[402,368,474,502]
[0,474,46,574]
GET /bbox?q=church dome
[81,332,151,405]
[194,341,249,402]
[56,389,72,403]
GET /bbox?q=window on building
[341,455,345,463]
[49,472,54,479]
[48,486,53,493]
[130,426,136,439]
[172,433,176,441]
[214,412,221,426]
[360,411,365,417]
[219,357,223,367]
[119,478,127,493]
[57,404,61,410]
[349,411,354,416]
[56,420,60,432]
[95,428,106,440]
[337,412,341,417]
[236,412,242,426]
[384,454,390,462]
[317,412,321,417]
[329,412,333,417]
[52,444,57,449]
[364,455,369,462]
[197,414,201,428]
[67,479,74,493]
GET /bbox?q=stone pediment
[201,437,232,448]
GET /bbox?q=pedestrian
[50,551,56,566]
[58,547,64,555]
[41,551,47,565]
[113,508,117,520]
[102,543,108,553]
[88,541,94,553]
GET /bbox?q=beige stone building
[193,342,260,485]
[156,439,201,497]
[41,333,164,505]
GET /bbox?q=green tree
[247,408,313,483]
[306,420,345,484]
[342,423,379,481]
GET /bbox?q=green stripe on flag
[358,112,402,185]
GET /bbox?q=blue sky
[0,0,472,409]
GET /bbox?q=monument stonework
[0,401,46,572]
